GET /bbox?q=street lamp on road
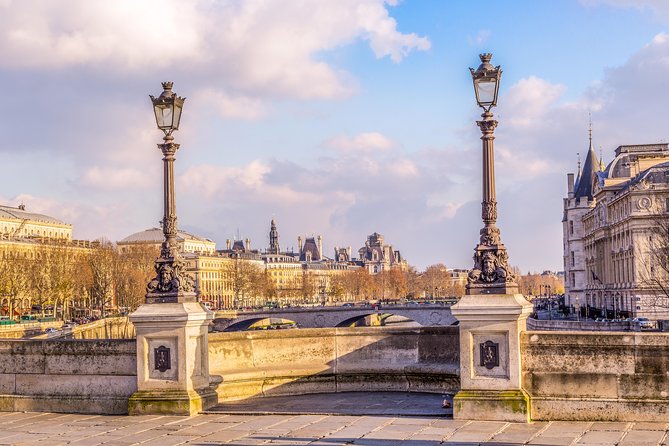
[466,53,519,295]
[145,82,196,304]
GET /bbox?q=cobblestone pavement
[0,392,667,445]
[0,411,667,445]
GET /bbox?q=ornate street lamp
[466,54,518,295]
[145,82,196,303]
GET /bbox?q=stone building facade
[564,142,669,319]
[0,204,94,318]
[0,204,72,241]
[357,232,408,274]
[563,139,599,313]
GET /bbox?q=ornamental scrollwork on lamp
[481,201,497,224]
[163,214,177,237]
[477,112,498,135]
[479,226,501,246]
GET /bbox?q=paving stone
[198,428,258,442]
[619,429,667,445]
[590,421,632,431]
[632,422,669,431]
[528,435,579,445]
[541,421,592,436]
[577,430,626,444]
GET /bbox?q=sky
[1,0,669,273]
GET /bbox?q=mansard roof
[624,161,669,191]
[0,204,69,226]
[300,237,321,261]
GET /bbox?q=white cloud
[323,132,396,152]
[502,76,567,127]
[193,88,265,120]
[79,166,153,191]
[0,0,430,100]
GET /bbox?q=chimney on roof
[245,238,250,250]
[317,235,323,259]
[298,236,303,252]
[567,173,575,198]
[226,239,231,250]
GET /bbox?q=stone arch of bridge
[223,316,298,332]
[335,312,420,328]
[214,306,456,331]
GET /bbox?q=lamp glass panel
[475,78,497,106]
[172,104,182,130]
[155,104,174,129]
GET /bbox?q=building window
[569,220,574,235]
[570,251,575,267]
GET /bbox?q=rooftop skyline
[1,0,668,272]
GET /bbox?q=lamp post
[466,54,518,295]
[145,82,196,304]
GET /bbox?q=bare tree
[0,250,30,318]
[88,241,116,317]
[419,264,452,299]
[224,258,267,308]
[114,245,158,312]
[636,217,669,311]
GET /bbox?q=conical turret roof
[574,138,598,201]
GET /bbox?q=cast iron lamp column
[145,82,196,304]
[466,54,519,295]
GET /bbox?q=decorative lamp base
[128,388,218,416]
[451,293,533,423]
[128,302,216,416]
[453,389,530,422]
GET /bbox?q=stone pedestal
[128,302,217,416]
[450,293,533,422]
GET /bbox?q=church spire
[573,118,599,201]
[268,219,280,254]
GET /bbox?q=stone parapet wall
[209,326,460,401]
[527,318,639,332]
[522,331,669,421]
[0,340,137,414]
[0,321,62,339]
[69,317,135,339]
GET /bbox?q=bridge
[213,304,457,331]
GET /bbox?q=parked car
[341,303,354,308]
[44,328,58,334]
[61,323,73,329]
[636,317,654,329]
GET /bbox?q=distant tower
[563,122,600,311]
[268,219,280,254]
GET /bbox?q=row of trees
[226,263,469,309]
[0,236,568,316]
[0,241,156,319]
